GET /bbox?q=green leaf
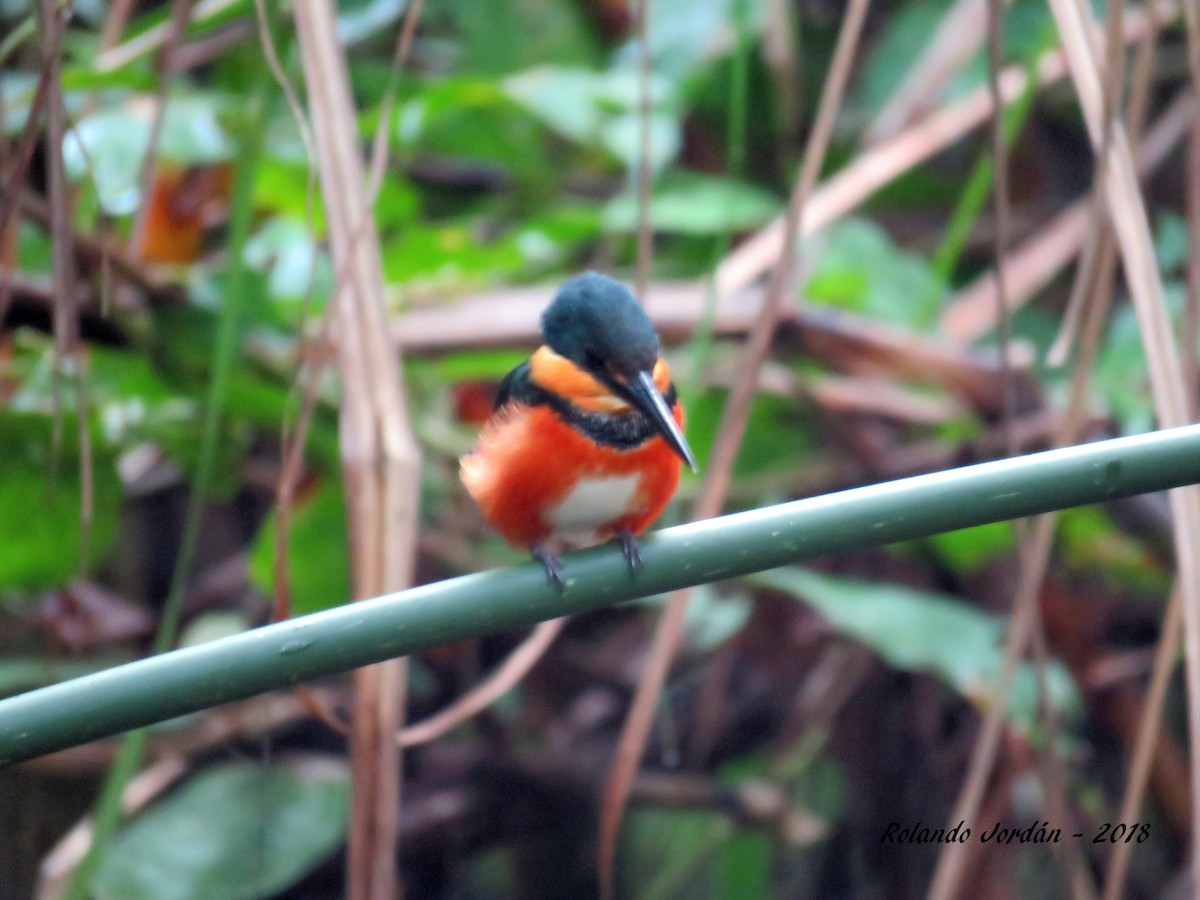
[683,387,816,480]
[94,760,350,900]
[603,171,778,235]
[336,0,407,45]
[635,0,747,83]
[502,65,680,170]
[64,96,234,215]
[243,218,332,306]
[598,111,681,171]
[380,207,601,288]
[502,67,606,144]
[928,521,1016,572]
[805,218,943,329]
[402,78,550,178]
[639,583,752,652]
[857,0,954,113]
[1154,211,1190,276]
[448,0,601,76]
[627,807,734,899]
[249,477,351,616]
[858,0,1051,112]
[1095,286,1185,436]
[178,611,251,648]
[751,568,1080,730]
[0,412,120,588]
[1059,507,1170,592]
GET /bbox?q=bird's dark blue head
[538,272,696,472]
[540,272,660,381]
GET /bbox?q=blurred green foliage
[93,761,350,900]
[0,0,1189,894]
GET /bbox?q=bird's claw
[530,543,566,591]
[615,529,642,575]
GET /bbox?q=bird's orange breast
[461,401,684,547]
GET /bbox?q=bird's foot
[530,543,565,591]
[615,529,642,575]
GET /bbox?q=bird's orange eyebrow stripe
[528,346,673,412]
[529,346,609,400]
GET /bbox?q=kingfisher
[461,272,697,587]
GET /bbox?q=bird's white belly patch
[544,473,641,542]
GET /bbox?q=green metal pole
[4,425,1200,764]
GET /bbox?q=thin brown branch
[395,283,1034,416]
[40,0,94,580]
[396,619,567,748]
[0,60,52,246]
[635,0,653,297]
[1045,0,1127,368]
[366,0,425,201]
[597,2,872,895]
[129,0,197,260]
[942,94,1191,344]
[985,0,1016,455]
[20,190,181,301]
[255,0,324,631]
[1103,588,1185,900]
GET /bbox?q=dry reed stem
[928,513,1063,900]
[714,0,1175,298]
[596,2,872,895]
[294,3,421,898]
[1180,0,1200,408]
[933,0,1200,894]
[929,283,1117,895]
[1048,0,1200,877]
[275,0,426,744]
[1105,7,1200,895]
[1186,120,1200,407]
[932,0,1181,891]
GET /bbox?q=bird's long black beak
[628,371,698,473]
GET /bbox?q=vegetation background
[1,0,1197,897]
